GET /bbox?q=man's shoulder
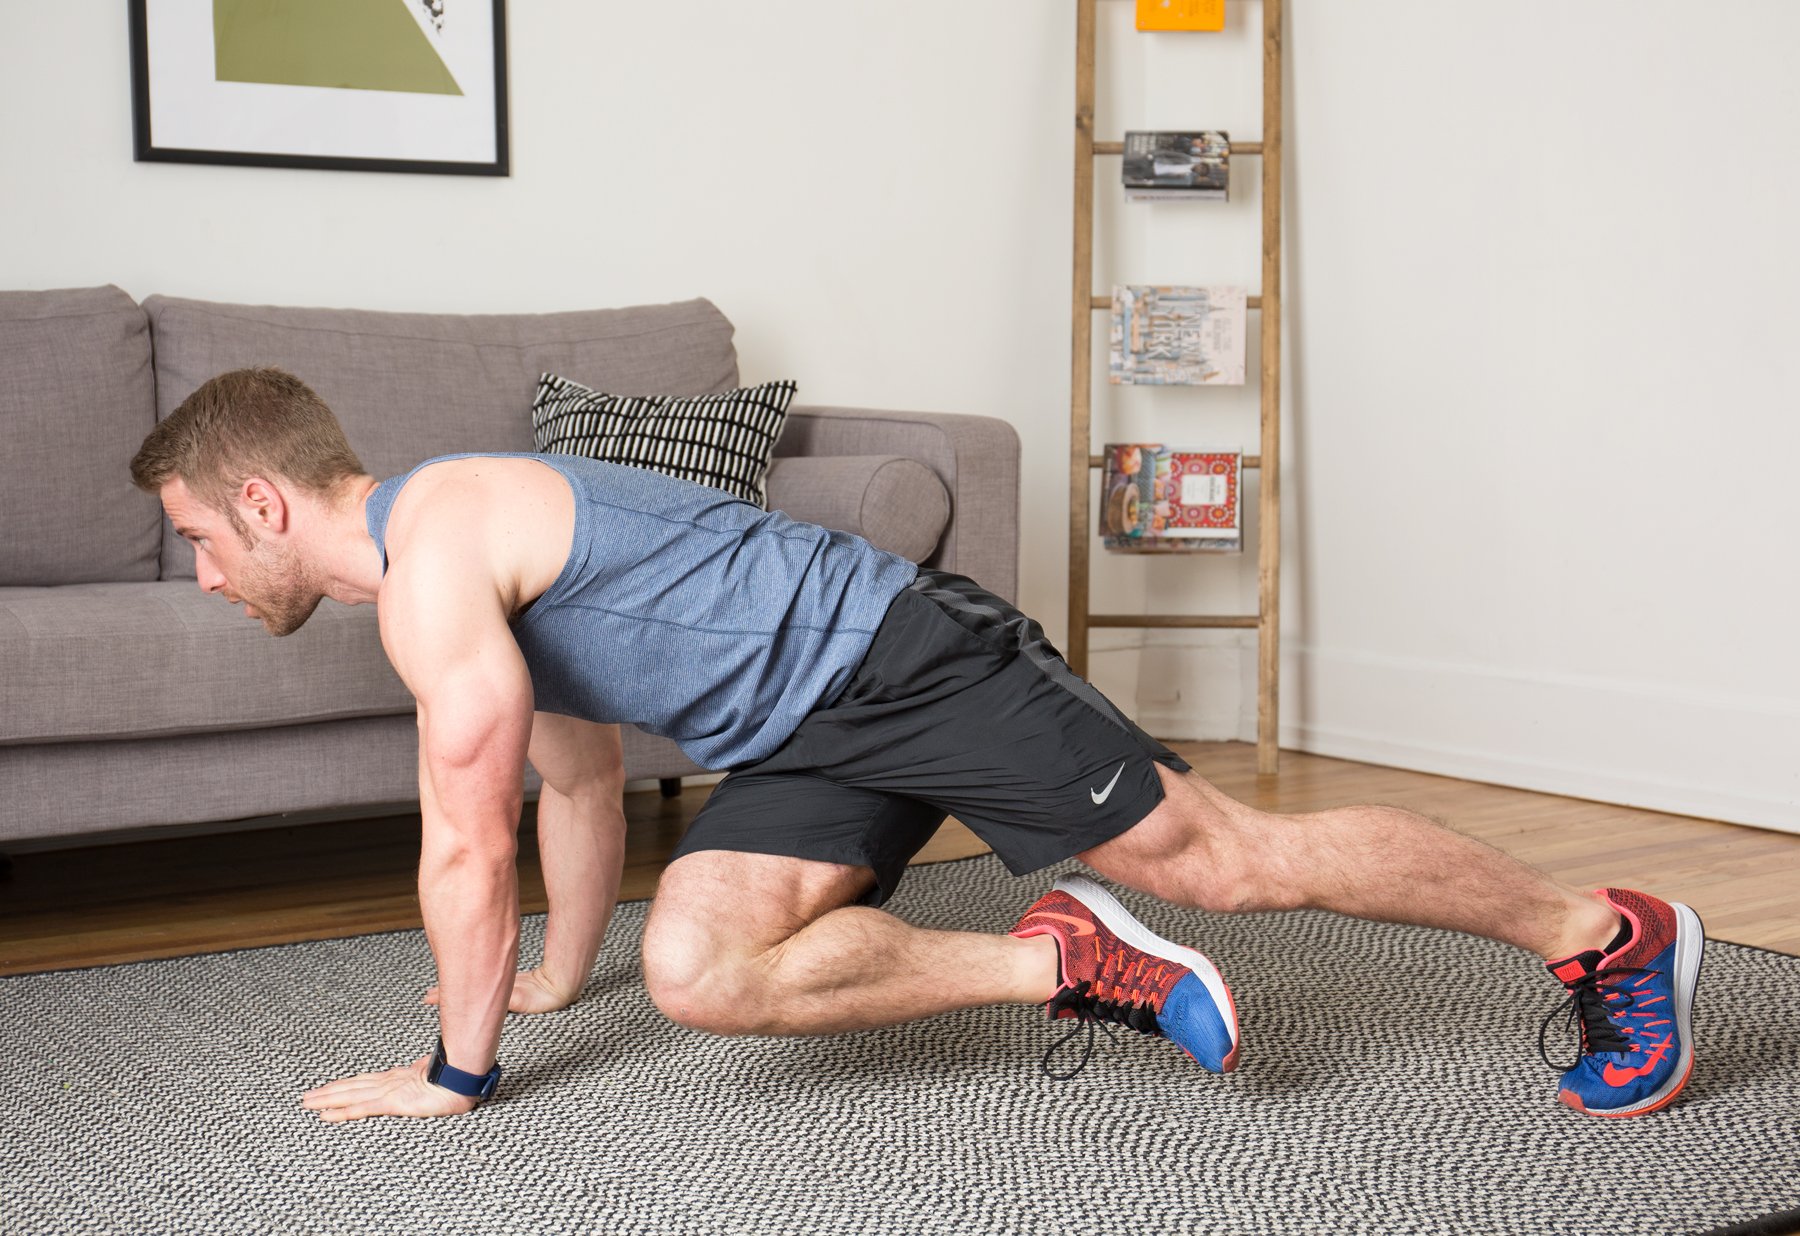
[381,470,490,570]
[378,467,506,594]
[381,456,574,623]
[387,455,564,541]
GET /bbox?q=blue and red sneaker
[1540,887,1705,1117]
[1011,876,1239,1077]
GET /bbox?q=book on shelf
[1099,443,1242,553]
[1110,285,1247,386]
[1122,131,1229,200]
[1136,0,1226,32]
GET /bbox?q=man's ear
[239,476,291,535]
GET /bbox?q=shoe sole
[1562,901,1705,1118]
[1053,875,1241,1071]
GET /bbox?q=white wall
[1279,4,1800,832]
[2,1,1795,831]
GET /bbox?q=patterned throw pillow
[531,373,797,507]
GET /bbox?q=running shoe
[1011,875,1239,1076]
[1540,888,1705,1117]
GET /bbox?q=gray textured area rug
[4,853,1798,1236]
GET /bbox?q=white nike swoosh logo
[1090,763,1126,805]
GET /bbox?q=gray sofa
[0,286,1020,847]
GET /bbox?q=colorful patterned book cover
[1122,131,1229,200]
[1100,443,1242,553]
[1110,285,1247,386]
[1136,0,1226,32]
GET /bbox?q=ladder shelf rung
[1094,295,1262,310]
[1094,141,1263,157]
[1089,614,1261,630]
[1089,454,1262,469]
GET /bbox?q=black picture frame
[128,0,509,177]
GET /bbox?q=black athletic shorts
[668,568,1191,906]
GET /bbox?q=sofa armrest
[776,405,1021,603]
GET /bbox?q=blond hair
[129,367,366,518]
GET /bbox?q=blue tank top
[364,452,919,769]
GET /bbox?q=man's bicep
[381,564,535,810]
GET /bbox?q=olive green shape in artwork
[214,0,462,96]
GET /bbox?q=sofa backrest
[143,295,740,579]
[0,286,163,586]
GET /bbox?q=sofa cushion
[532,373,796,507]
[0,582,410,745]
[0,718,709,843]
[764,455,949,563]
[144,295,740,579]
[0,286,162,586]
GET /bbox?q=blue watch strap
[427,1037,502,1101]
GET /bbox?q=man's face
[160,477,323,637]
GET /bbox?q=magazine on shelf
[1121,131,1229,200]
[1110,285,1247,385]
[1099,443,1242,553]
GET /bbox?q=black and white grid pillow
[531,374,798,507]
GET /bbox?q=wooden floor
[2,741,1797,976]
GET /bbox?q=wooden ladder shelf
[1065,0,1284,774]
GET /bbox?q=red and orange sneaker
[1540,888,1705,1118]
[1011,876,1240,1077]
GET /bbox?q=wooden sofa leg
[659,778,682,799]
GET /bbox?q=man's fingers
[301,1077,372,1103]
[301,1061,476,1124]
[317,1100,391,1124]
[307,1078,475,1123]
[421,986,441,1006]
[302,1066,409,1106]
[302,1080,388,1109]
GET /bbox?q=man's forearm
[418,837,521,1072]
[535,781,627,997]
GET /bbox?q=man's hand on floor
[301,1056,480,1123]
[423,966,576,1015]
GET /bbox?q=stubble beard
[238,535,325,637]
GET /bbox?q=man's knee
[1081,767,1303,915]
[1127,841,1278,915]
[643,848,874,1033]
[641,909,789,1036]
[641,918,754,1035]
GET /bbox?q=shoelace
[1038,979,1162,1080]
[1538,963,1653,1071]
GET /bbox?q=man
[130,368,1704,1123]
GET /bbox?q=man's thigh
[666,769,947,908]
[647,849,876,959]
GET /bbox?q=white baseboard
[1134,642,1800,835]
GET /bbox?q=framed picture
[129,0,508,177]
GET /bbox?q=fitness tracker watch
[426,1037,502,1101]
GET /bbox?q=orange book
[1136,0,1225,32]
